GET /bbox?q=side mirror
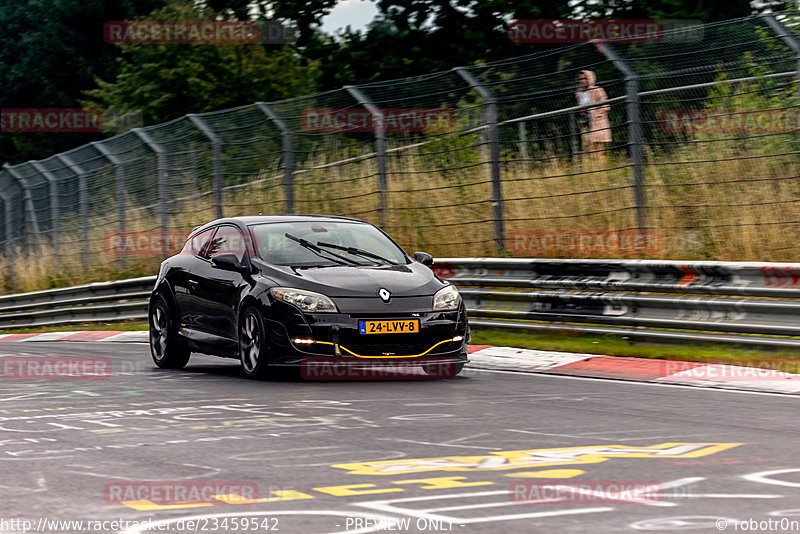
[413,251,434,266]
[211,254,248,273]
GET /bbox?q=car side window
[187,228,216,258]
[207,224,247,263]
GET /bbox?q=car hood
[263,262,446,298]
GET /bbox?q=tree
[83,1,318,126]
[306,0,574,88]
[570,0,770,21]
[0,0,166,164]
[304,0,785,90]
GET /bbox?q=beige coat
[576,70,612,143]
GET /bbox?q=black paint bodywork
[149,215,469,369]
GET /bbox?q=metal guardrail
[0,277,155,329]
[434,258,800,349]
[1,259,800,349]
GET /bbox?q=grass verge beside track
[470,328,800,370]
[0,320,148,334]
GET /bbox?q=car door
[188,224,249,344]
[173,227,215,329]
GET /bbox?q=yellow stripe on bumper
[309,338,460,358]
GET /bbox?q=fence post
[133,128,169,254]
[55,154,90,265]
[0,189,10,251]
[594,41,647,232]
[3,164,44,256]
[344,85,388,228]
[255,103,294,214]
[518,121,529,174]
[187,114,224,219]
[761,13,800,113]
[569,111,579,163]
[29,161,60,257]
[0,193,11,257]
[454,67,505,253]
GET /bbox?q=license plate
[359,319,420,335]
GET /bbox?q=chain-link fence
[1,12,799,291]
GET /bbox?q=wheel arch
[238,289,271,325]
[150,282,179,320]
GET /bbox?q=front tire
[149,296,191,369]
[239,307,270,378]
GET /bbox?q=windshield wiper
[284,233,358,266]
[316,241,394,264]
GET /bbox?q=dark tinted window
[186,228,215,258]
[206,225,248,263]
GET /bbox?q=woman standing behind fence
[576,70,611,161]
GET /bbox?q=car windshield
[249,221,408,267]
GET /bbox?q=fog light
[293,338,315,344]
[452,335,463,342]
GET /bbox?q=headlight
[433,285,461,311]
[270,288,338,313]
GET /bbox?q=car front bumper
[263,299,470,367]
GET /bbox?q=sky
[320,0,379,35]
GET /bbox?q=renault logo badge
[378,288,391,302]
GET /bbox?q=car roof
[190,214,368,235]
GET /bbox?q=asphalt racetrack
[1,342,798,534]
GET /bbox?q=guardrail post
[3,164,44,257]
[29,161,60,257]
[56,154,90,266]
[761,13,800,121]
[255,103,294,214]
[187,114,224,219]
[594,41,646,233]
[344,85,388,228]
[133,128,169,254]
[454,67,505,253]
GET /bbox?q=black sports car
[148,215,469,378]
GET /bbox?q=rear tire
[239,307,270,378]
[149,295,191,369]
